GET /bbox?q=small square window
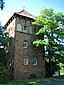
[33,59,37,65]
[23,40,28,48]
[24,59,28,65]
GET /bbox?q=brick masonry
[14,32,45,79]
[5,11,46,80]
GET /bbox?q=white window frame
[23,25,28,33]
[16,23,22,32]
[24,58,28,65]
[23,40,28,48]
[29,26,33,34]
[33,59,37,65]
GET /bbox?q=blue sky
[0,0,64,26]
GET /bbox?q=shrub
[29,73,37,79]
[0,64,8,82]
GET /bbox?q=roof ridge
[17,10,34,17]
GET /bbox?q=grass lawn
[0,75,64,85]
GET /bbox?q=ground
[28,79,64,85]
[24,79,64,85]
[0,76,64,85]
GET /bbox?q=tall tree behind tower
[33,8,64,77]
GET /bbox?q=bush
[29,73,37,79]
[45,61,60,77]
[0,64,8,82]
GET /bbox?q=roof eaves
[4,13,15,29]
[15,12,34,19]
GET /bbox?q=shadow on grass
[0,75,64,85]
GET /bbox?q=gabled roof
[4,10,34,28]
[15,10,34,19]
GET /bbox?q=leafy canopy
[32,8,64,75]
[33,8,64,57]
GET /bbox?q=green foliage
[0,0,5,10]
[1,75,64,85]
[33,8,64,76]
[29,73,37,79]
[0,64,8,82]
[0,25,11,82]
[45,61,60,77]
[33,39,48,46]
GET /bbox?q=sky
[0,0,64,26]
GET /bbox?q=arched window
[23,24,28,33]
[29,26,33,34]
[33,28,37,34]
[16,23,22,32]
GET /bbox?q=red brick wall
[14,32,45,80]
[8,15,46,80]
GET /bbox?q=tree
[0,0,5,10]
[0,24,11,82]
[33,8,64,77]
[0,24,7,82]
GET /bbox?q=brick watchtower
[4,10,46,80]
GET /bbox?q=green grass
[0,75,64,85]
